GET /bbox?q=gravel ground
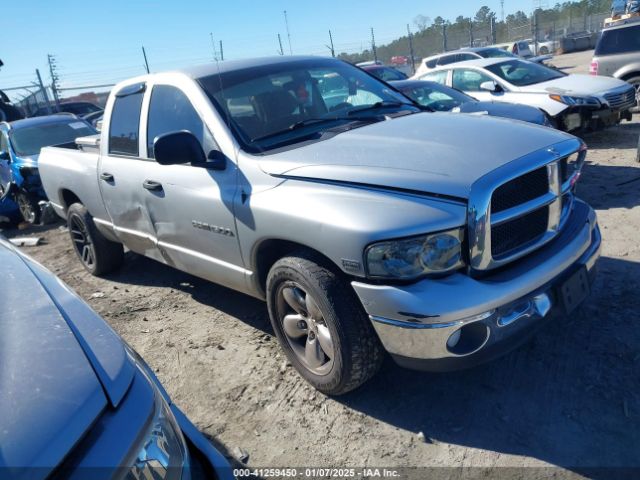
[3,50,639,478]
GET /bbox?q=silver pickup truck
[39,56,601,395]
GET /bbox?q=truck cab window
[108,90,144,156]
[147,85,215,159]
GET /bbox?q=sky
[2,0,533,101]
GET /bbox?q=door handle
[142,180,163,191]
[100,172,114,182]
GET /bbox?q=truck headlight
[365,228,465,279]
[125,391,188,480]
[561,143,587,185]
[549,94,600,108]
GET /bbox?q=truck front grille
[604,87,636,110]
[491,167,549,213]
[467,139,585,271]
[491,206,549,258]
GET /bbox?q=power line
[283,10,293,55]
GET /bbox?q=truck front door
[137,83,246,290]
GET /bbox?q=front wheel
[16,192,40,224]
[67,203,124,275]
[266,252,384,395]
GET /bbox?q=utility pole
[142,46,150,73]
[35,69,52,114]
[283,10,292,55]
[491,16,497,44]
[469,19,474,46]
[501,0,505,22]
[406,24,416,74]
[219,40,224,61]
[443,24,448,52]
[370,27,378,63]
[277,34,284,55]
[326,30,335,57]
[210,33,218,61]
[47,54,60,111]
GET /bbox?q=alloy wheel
[69,215,96,269]
[276,282,335,375]
[17,194,36,224]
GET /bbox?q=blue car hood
[0,239,135,472]
[458,101,546,125]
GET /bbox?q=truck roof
[178,55,336,79]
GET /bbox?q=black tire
[539,46,549,55]
[67,202,124,275]
[266,251,384,395]
[16,192,41,224]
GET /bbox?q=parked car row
[413,56,634,132]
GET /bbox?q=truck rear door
[98,83,163,261]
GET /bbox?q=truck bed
[39,136,110,222]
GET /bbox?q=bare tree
[413,14,431,32]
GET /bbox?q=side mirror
[153,130,206,166]
[0,151,9,161]
[480,81,501,93]
[201,150,227,171]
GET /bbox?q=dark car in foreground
[0,237,234,479]
[0,115,96,223]
[391,79,550,126]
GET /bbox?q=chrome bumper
[351,199,600,371]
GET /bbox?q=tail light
[589,60,598,75]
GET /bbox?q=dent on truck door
[99,85,162,260]
[141,84,246,291]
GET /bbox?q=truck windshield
[486,59,565,86]
[10,119,96,156]
[198,58,417,152]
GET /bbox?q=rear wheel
[266,251,384,395]
[67,203,124,275]
[16,192,40,224]
[539,46,549,55]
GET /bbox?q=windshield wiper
[250,116,376,143]
[346,101,411,116]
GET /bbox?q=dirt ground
[3,51,639,478]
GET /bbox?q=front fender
[237,178,467,281]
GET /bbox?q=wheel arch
[59,188,83,212]
[252,238,343,298]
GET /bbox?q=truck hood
[0,239,135,473]
[259,112,572,199]
[520,73,630,96]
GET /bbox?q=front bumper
[352,199,600,371]
[560,105,632,131]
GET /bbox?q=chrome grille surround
[468,138,584,271]
[604,86,636,111]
